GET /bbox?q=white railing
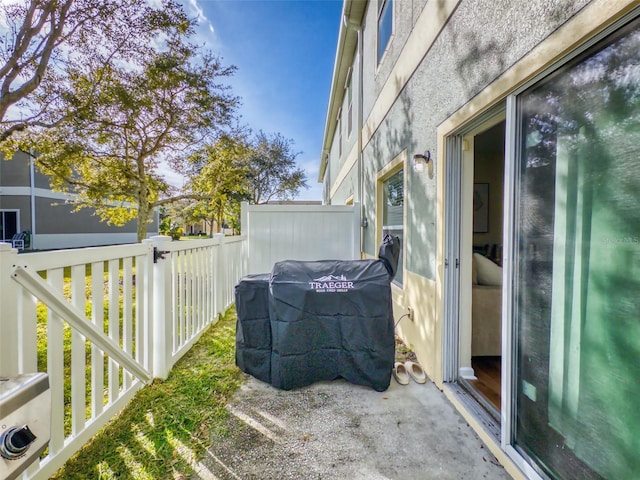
[0,234,247,479]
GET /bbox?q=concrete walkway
[199,377,511,480]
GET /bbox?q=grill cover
[234,273,271,384]
[269,259,394,391]
[378,233,401,279]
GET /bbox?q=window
[0,210,18,241]
[513,17,640,480]
[382,169,403,285]
[377,0,393,64]
[338,117,342,158]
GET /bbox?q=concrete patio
[199,376,511,480]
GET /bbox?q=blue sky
[181,0,343,200]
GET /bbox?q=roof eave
[318,0,367,183]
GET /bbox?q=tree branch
[152,194,211,208]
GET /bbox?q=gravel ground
[196,375,511,480]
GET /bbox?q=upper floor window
[346,69,353,137]
[377,0,393,64]
[337,114,342,158]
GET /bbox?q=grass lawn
[37,263,134,437]
[51,307,243,480]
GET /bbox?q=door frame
[0,209,21,242]
[443,106,506,383]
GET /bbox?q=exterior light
[413,150,433,177]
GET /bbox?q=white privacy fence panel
[0,234,247,479]
[242,202,361,274]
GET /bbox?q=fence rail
[0,234,247,479]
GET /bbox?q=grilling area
[1,203,508,479]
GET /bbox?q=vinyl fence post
[149,235,173,379]
[0,243,20,376]
[213,233,225,315]
[241,201,250,273]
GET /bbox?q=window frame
[0,209,20,242]
[377,150,406,287]
[377,0,393,65]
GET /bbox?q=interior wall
[457,117,506,377]
[473,122,506,251]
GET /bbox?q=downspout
[357,27,364,257]
[343,14,364,256]
[29,153,36,250]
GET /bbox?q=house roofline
[318,0,367,183]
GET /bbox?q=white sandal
[404,361,427,384]
[392,362,410,385]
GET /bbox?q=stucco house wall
[359,0,591,273]
[320,1,640,479]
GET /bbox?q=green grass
[37,263,135,437]
[50,307,243,480]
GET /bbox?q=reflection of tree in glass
[522,23,640,224]
[516,18,640,480]
[385,170,404,207]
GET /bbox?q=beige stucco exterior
[321,1,640,478]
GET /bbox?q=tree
[245,131,308,204]
[5,38,238,242]
[0,0,189,141]
[184,135,251,235]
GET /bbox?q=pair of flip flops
[392,361,427,385]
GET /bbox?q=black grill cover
[378,234,401,279]
[269,259,394,391]
[235,273,271,384]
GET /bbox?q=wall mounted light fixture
[413,150,432,174]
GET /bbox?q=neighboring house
[0,151,158,250]
[320,1,639,479]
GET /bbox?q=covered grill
[235,235,400,392]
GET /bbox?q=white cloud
[185,0,215,34]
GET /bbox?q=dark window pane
[1,211,18,241]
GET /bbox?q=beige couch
[471,253,502,357]
[472,284,502,356]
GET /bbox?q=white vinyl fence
[0,234,247,479]
[242,202,361,274]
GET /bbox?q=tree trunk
[136,178,150,242]
[137,200,149,243]
[217,207,223,235]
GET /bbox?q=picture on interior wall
[473,183,489,233]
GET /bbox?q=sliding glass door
[1,211,18,242]
[512,17,640,480]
